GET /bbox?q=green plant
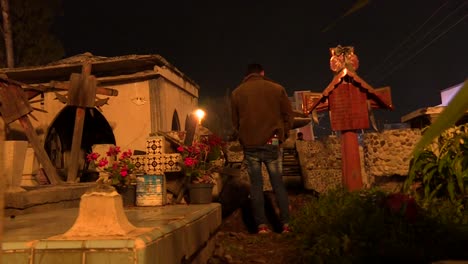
[87,146,137,186]
[290,189,468,263]
[412,80,468,153]
[177,134,225,184]
[404,80,468,207]
[404,124,468,206]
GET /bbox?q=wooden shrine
[0,78,62,184]
[0,62,119,184]
[303,46,393,191]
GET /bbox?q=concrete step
[3,202,221,264]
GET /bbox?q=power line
[365,1,450,79]
[366,1,467,82]
[375,12,467,83]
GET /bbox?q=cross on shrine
[0,78,62,184]
[143,136,182,175]
[303,46,393,191]
[0,62,120,184]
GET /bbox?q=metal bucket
[136,174,166,206]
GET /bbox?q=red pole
[341,130,363,191]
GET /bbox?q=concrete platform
[2,203,222,264]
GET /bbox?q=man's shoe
[257,225,271,234]
[282,224,292,234]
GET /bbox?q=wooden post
[67,108,85,182]
[341,130,362,191]
[304,46,393,193]
[0,117,5,263]
[66,63,94,183]
[1,0,15,68]
[18,116,62,184]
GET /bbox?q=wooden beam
[341,130,362,191]
[18,115,62,184]
[67,107,85,183]
[67,63,92,183]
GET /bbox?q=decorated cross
[53,62,119,183]
[303,46,393,191]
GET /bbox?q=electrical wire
[375,12,467,83]
[365,1,467,83]
[365,1,450,79]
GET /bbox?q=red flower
[87,145,137,186]
[177,134,225,184]
[184,157,198,167]
[86,152,100,162]
[120,149,132,160]
[97,158,108,167]
[106,146,121,157]
[385,193,418,223]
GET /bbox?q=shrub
[404,124,468,207]
[290,189,468,263]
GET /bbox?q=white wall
[100,81,151,152]
[160,80,198,132]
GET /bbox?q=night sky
[57,0,467,123]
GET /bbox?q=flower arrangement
[177,134,225,184]
[87,146,138,186]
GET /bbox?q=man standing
[231,63,293,234]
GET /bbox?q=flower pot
[115,184,136,206]
[188,183,214,204]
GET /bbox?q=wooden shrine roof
[0,53,199,88]
[308,69,394,113]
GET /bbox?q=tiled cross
[131,136,182,175]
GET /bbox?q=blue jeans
[244,145,290,227]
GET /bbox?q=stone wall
[224,128,422,194]
[296,137,343,193]
[363,128,421,180]
[297,128,422,193]
[223,141,280,191]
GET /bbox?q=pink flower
[177,146,185,152]
[106,146,121,157]
[88,145,137,186]
[120,149,132,160]
[385,193,418,223]
[111,161,119,170]
[97,158,108,167]
[184,157,198,167]
[86,152,100,162]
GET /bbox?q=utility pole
[0,0,14,68]
[0,119,5,264]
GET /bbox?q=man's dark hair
[246,63,264,76]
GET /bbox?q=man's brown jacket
[231,73,293,148]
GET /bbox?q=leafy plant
[412,80,468,154]
[404,124,468,206]
[404,80,468,206]
[177,134,225,184]
[87,146,137,186]
[290,189,468,263]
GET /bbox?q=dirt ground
[208,188,317,264]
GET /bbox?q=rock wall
[224,128,422,194]
[223,141,281,191]
[297,128,422,193]
[363,128,421,180]
[296,137,342,193]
